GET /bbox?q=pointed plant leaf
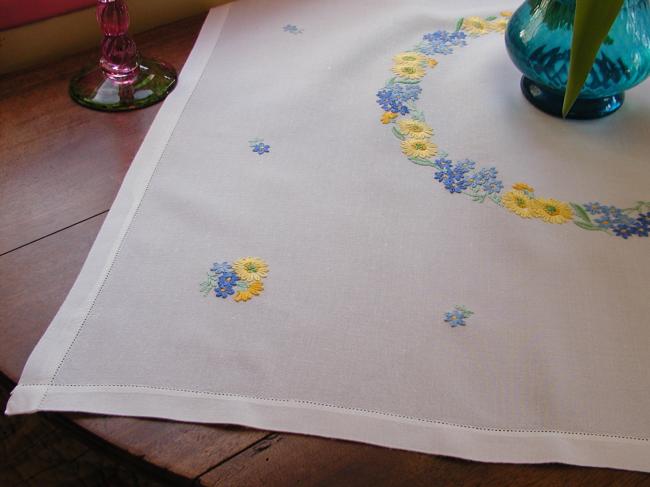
[562,0,623,117]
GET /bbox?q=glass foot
[70,58,177,112]
[521,76,624,120]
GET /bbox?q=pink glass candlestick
[70,0,177,111]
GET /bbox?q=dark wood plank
[0,15,206,255]
[0,214,267,479]
[200,433,650,487]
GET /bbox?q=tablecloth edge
[5,4,232,398]
[6,383,650,473]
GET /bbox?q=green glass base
[70,58,177,112]
[521,77,624,120]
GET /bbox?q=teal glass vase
[505,0,650,119]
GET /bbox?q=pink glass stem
[97,0,139,83]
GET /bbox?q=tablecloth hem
[6,383,650,472]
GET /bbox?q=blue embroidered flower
[215,284,235,298]
[434,157,453,171]
[444,310,466,327]
[252,142,270,155]
[583,202,603,214]
[635,212,650,236]
[283,24,303,34]
[210,262,233,274]
[595,215,615,229]
[456,158,476,172]
[376,83,422,115]
[419,30,467,55]
[613,224,637,239]
[434,159,476,194]
[444,177,469,194]
[483,179,504,194]
[444,305,474,327]
[218,272,240,287]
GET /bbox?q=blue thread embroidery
[283,24,303,34]
[444,306,474,327]
[376,14,650,240]
[249,138,270,155]
[376,83,422,115]
[200,258,269,303]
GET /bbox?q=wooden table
[1,13,649,487]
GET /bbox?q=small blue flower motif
[613,224,637,239]
[455,158,477,173]
[419,30,467,55]
[444,178,469,194]
[595,215,615,229]
[444,305,474,328]
[218,272,240,287]
[583,202,602,215]
[434,157,453,171]
[283,24,303,34]
[635,212,650,234]
[483,179,504,194]
[251,142,270,155]
[210,262,233,275]
[376,83,422,115]
[215,284,235,298]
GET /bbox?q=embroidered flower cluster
[579,202,650,239]
[444,306,474,327]
[376,12,649,240]
[459,13,511,36]
[200,257,269,302]
[249,138,270,155]
[283,24,303,34]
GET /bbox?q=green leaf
[455,17,464,32]
[394,79,421,85]
[574,221,606,231]
[563,0,623,117]
[570,203,592,223]
[392,127,406,140]
[485,16,497,21]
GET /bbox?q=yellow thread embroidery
[391,63,426,80]
[532,198,574,224]
[381,111,399,124]
[400,138,438,158]
[233,257,269,282]
[393,51,426,64]
[502,190,536,219]
[397,119,434,139]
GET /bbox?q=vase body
[505,0,650,118]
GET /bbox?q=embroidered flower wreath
[376,13,650,240]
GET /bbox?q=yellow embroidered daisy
[427,58,438,68]
[233,257,269,282]
[400,138,438,158]
[397,119,434,139]
[489,18,509,33]
[381,111,398,124]
[234,281,264,302]
[393,51,426,65]
[502,190,536,219]
[532,198,573,224]
[462,16,490,36]
[512,182,534,193]
[391,63,426,80]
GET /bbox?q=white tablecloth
[7,0,650,472]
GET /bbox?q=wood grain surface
[1,11,649,487]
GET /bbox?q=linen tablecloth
[7,0,650,472]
